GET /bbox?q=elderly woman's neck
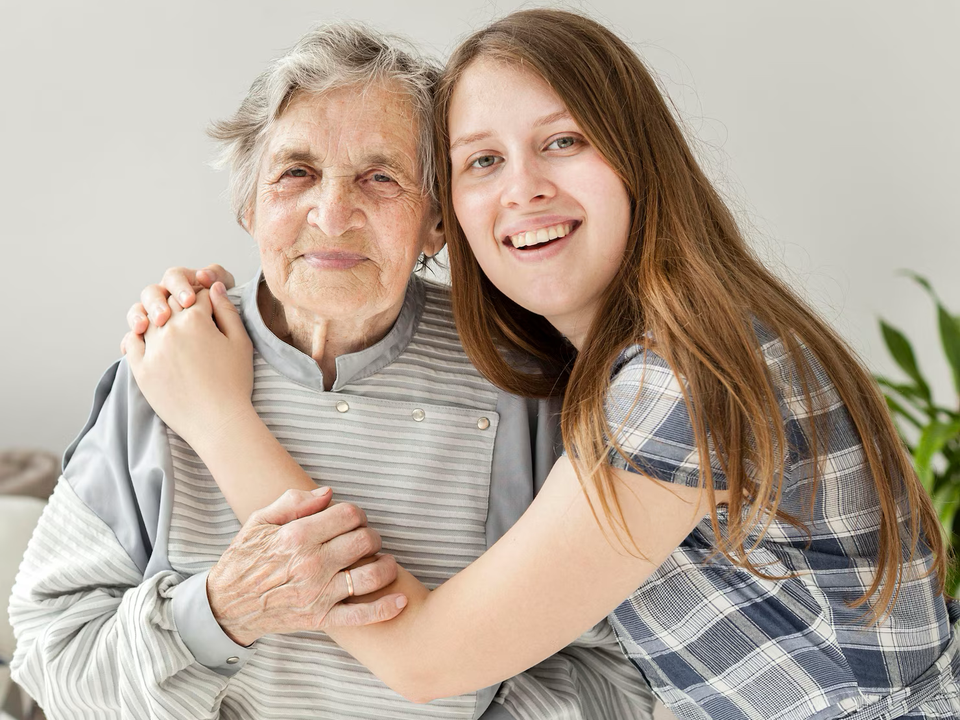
[257,284,401,391]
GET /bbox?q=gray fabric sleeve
[61,359,173,575]
[172,571,255,676]
[9,360,246,717]
[61,359,252,676]
[486,392,561,547]
[9,481,234,719]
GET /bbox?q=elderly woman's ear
[422,212,445,258]
[240,206,254,233]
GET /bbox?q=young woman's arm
[125,284,709,701]
[329,452,708,701]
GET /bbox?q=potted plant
[876,273,960,594]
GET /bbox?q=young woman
[125,9,959,719]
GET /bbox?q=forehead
[448,58,567,139]
[264,83,419,169]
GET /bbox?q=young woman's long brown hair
[434,8,946,621]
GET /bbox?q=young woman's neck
[548,308,596,352]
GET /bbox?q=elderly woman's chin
[257,250,416,347]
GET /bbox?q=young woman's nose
[499,157,556,208]
[306,179,365,236]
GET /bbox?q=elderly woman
[9,22,652,720]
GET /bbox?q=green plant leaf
[876,377,934,416]
[900,270,960,401]
[915,419,960,492]
[937,305,960,398]
[933,482,960,531]
[901,270,937,299]
[948,560,960,599]
[943,459,960,491]
[881,394,924,429]
[879,321,931,403]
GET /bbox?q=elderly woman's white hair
[210,22,441,225]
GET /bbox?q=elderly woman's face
[245,84,442,327]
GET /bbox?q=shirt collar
[240,268,425,392]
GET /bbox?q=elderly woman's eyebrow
[364,152,416,181]
[267,147,320,169]
[267,147,414,180]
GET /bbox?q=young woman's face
[448,58,632,347]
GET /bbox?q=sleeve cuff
[172,570,255,676]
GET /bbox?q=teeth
[509,222,573,248]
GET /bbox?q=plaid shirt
[604,324,960,719]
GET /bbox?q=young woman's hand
[122,264,236,341]
[124,282,254,452]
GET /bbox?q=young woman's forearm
[190,407,319,523]
[328,457,711,702]
[191,414,707,703]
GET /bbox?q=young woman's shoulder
[605,343,715,489]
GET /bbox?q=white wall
[1,0,957,456]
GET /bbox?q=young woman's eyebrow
[533,109,572,128]
[450,110,576,152]
[450,131,491,153]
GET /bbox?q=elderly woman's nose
[306,181,365,236]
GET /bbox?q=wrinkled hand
[122,264,236,343]
[124,283,253,449]
[208,488,405,646]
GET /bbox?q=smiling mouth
[505,221,579,250]
[302,251,367,270]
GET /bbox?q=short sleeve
[605,346,724,489]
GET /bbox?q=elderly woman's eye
[285,167,310,178]
[372,173,395,183]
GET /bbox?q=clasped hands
[122,266,406,643]
[208,488,405,646]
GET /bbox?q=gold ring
[344,569,355,597]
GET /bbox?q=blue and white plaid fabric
[604,324,960,719]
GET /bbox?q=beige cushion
[1,496,46,661]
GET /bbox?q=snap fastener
[411,408,426,422]
[226,656,240,665]
[336,400,349,413]
[477,417,490,430]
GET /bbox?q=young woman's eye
[470,155,501,169]
[547,136,579,150]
